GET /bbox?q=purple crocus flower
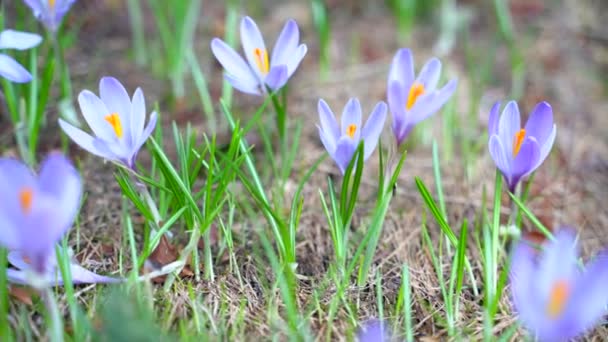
[357,320,391,342]
[510,229,608,341]
[387,48,458,146]
[318,98,387,174]
[58,77,158,169]
[211,16,307,95]
[488,100,556,192]
[0,29,42,83]
[22,0,77,32]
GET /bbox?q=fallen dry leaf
[143,235,194,283]
[9,286,34,306]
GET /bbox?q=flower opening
[546,279,570,319]
[48,0,56,9]
[512,129,526,157]
[406,83,425,110]
[19,188,33,214]
[346,124,357,138]
[253,48,269,75]
[104,113,123,138]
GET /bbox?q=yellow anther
[512,129,526,157]
[346,124,357,138]
[406,83,425,110]
[104,113,124,138]
[49,0,56,8]
[19,188,33,214]
[546,280,570,318]
[253,48,269,75]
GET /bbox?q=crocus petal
[388,81,408,143]
[58,119,116,160]
[271,19,299,68]
[409,78,458,125]
[318,99,340,143]
[264,65,288,90]
[21,0,44,16]
[133,111,158,155]
[537,230,578,297]
[240,16,267,81]
[223,73,262,95]
[510,241,544,332]
[318,126,336,156]
[536,124,556,170]
[414,58,441,92]
[332,136,357,174]
[5,269,28,285]
[100,77,132,147]
[77,90,117,142]
[285,44,307,78]
[489,135,511,180]
[0,158,37,220]
[361,102,387,160]
[341,98,362,141]
[497,101,521,153]
[131,88,146,145]
[525,101,554,146]
[0,54,33,83]
[211,38,259,88]
[358,320,391,342]
[388,48,414,90]
[69,263,123,285]
[0,29,42,50]
[0,217,18,250]
[567,252,608,338]
[488,102,501,136]
[37,153,82,243]
[511,137,540,185]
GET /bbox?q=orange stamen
[512,129,526,157]
[49,0,56,8]
[19,188,33,214]
[406,83,425,110]
[253,48,269,75]
[104,113,123,138]
[546,280,570,318]
[346,124,357,138]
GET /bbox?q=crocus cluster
[59,76,158,169]
[211,16,307,95]
[510,229,608,341]
[0,154,119,287]
[22,0,77,32]
[488,101,557,192]
[0,29,42,83]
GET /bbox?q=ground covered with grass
[1,0,608,341]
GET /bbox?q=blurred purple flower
[211,16,307,95]
[59,76,158,169]
[357,320,391,342]
[0,29,42,83]
[387,48,457,146]
[7,250,121,287]
[318,98,387,174]
[488,100,556,192]
[510,229,608,341]
[22,0,77,32]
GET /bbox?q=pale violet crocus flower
[488,101,556,192]
[0,154,120,287]
[318,98,387,174]
[510,229,608,341]
[22,0,77,32]
[211,16,307,95]
[387,48,457,146]
[0,29,42,83]
[58,77,158,169]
